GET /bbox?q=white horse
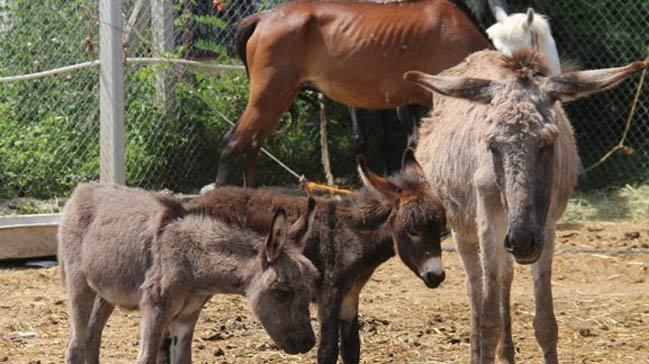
[487,7,561,76]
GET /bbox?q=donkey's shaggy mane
[500,48,550,79]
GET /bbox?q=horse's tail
[235,14,260,77]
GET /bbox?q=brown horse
[215,0,491,186]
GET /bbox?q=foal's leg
[339,277,370,364]
[216,69,301,187]
[317,286,344,364]
[86,296,115,364]
[497,256,516,364]
[453,230,483,364]
[396,105,420,149]
[167,309,202,364]
[532,224,558,364]
[64,275,96,364]
[476,196,508,364]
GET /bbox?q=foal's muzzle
[504,229,543,265]
[422,270,446,288]
[281,331,316,354]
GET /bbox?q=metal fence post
[151,0,176,114]
[99,0,126,184]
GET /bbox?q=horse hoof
[200,183,216,195]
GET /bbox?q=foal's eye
[407,231,420,240]
[273,288,292,302]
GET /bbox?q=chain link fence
[507,0,649,189]
[0,0,647,208]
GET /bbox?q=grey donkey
[58,183,319,364]
[406,49,646,363]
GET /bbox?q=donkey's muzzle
[504,230,543,265]
[282,331,316,354]
[422,270,446,288]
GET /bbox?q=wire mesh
[0,0,647,207]
[507,0,649,188]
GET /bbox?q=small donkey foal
[58,183,318,364]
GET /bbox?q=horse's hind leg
[379,109,405,175]
[396,105,420,149]
[349,106,368,158]
[64,275,96,364]
[532,225,558,364]
[216,71,301,187]
[86,296,115,364]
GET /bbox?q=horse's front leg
[216,68,301,187]
[453,230,483,364]
[476,192,508,364]
[317,285,343,364]
[532,224,558,364]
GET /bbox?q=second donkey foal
[186,150,447,364]
[58,183,318,364]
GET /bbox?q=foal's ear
[401,149,426,182]
[404,71,497,104]
[265,207,288,263]
[357,155,400,202]
[289,197,317,251]
[541,60,647,102]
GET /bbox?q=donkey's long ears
[289,197,317,251]
[404,71,498,104]
[357,155,400,201]
[541,60,647,102]
[265,207,288,263]
[402,149,426,182]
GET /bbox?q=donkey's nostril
[504,233,513,253]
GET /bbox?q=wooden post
[99,0,125,184]
[151,0,176,114]
[319,94,334,186]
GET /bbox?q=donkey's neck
[174,215,261,296]
[339,190,396,262]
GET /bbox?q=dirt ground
[1,220,648,363]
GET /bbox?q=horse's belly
[312,76,429,109]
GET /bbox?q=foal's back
[185,187,312,234]
[59,184,182,308]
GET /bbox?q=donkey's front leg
[167,309,202,364]
[137,297,177,364]
[339,287,362,364]
[476,194,508,364]
[317,286,343,364]
[532,225,558,364]
[453,231,483,364]
[497,256,515,364]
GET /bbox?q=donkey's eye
[407,231,421,240]
[273,288,292,302]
